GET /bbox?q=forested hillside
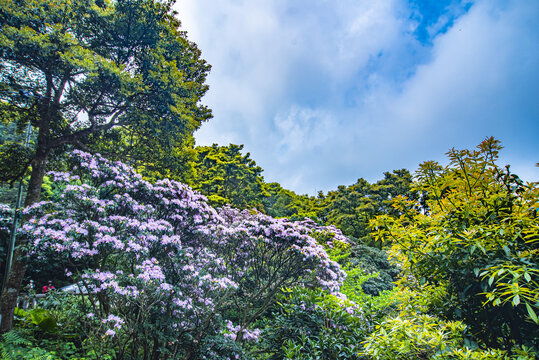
[0,0,537,359]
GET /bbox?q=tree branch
[49,109,125,148]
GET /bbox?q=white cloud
[179,1,293,144]
[177,0,539,194]
[179,0,410,138]
[382,0,539,162]
[273,106,334,154]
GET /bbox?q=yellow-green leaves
[362,313,468,359]
[481,265,539,324]
[372,138,539,347]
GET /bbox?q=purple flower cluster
[0,203,13,213]
[212,207,346,293]
[18,150,348,351]
[102,314,125,336]
[223,320,262,342]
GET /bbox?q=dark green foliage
[319,170,417,246]
[348,244,400,296]
[262,182,303,218]
[0,121,34,186]
[198,335,248,360]
[256,288,369,360]
[0,142,33,183]
[0,185,19,208]
[0,122,32,205]
[321,179,374,242]
[262,182,323,220]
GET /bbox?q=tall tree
[371,169,417,217]
[263,182,308,219]
[0,0,211,331]
[322,179,375,243]
[193,144,268,209]
[318,170,416,245]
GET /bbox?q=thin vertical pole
[2,121,32,292]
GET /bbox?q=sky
[176,0,539,195]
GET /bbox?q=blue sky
[177,0,539,195]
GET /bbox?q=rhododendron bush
[212,207,346,341]
[19,150,346,359]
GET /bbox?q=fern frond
[1,330,32,360]
[2,330,31,346]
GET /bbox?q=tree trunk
[0,150,49,333]
[24,150,49,206]
[0,246,27,333]
[150,336,160,360]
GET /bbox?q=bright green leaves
[362,314,468,359]
[481,265,539,324]
[526,303,538,324]
[14,307,58,333]
[372,138,539,347]
[192,144,268,209]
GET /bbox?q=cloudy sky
[176,0,539,195]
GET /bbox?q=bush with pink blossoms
[19,150,347,359]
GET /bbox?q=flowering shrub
[210,207,346,340]
[19,150,346,359]
[21,151,237,359]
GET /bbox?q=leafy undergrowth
[2,139,538,359]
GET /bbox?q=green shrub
[362,312,537,359]
[347,245,400,296]
[362,282,538,360]
[256,287,369,360]
[372,138,539,348]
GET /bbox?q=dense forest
[0,0,537,359]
